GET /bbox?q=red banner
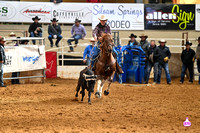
[45,51,57,78]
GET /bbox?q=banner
[46,51,57,78]
[4,45,46,73]
[145,4,195,30]
[92,3,144,30]
[0,1,92,23]
[196,4,200,31]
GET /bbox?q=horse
[94,33,116,98]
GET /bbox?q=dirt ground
[0,78,200,133]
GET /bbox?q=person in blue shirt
[127,34,139,48]
[83,38,96,66]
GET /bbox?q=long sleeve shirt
[92,23,111,38]
[71,24,86,38]
[48,24,62,36]
[28,22,42,33]
[0,44,6,63]
[83,45,94,60]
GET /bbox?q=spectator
[50,0,62,4]
[5,32,17,45]
[83,38,96,66]
[127,33,139,48]
[196,37,200,85]
[157,39,171,84]
[0,36,6,87]
[180,41,195,84]
[48,18,62,47]
[139,33,149,53]
[28,16,42,45]
[68,18,86,52]
[146,40,160,84]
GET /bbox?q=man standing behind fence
[0,37,6,87]
[180,41,195,84]
[157,39,172,85]
[48,18,62,47]
[196,36,200,85]
[83,38,95,66]
[28,16,42,45]
[68,18,86,52]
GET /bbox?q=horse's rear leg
[95,80,105,98]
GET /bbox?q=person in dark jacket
[50,0,62,3]
[157,39,171,84]
[0,37,6,87]
[28,16,42,45]
[48,18,62,47]
[196,36,200,84]
[127,33,139,48]
[180,41,195,84]
[146,40,160,84]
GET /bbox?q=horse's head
[100,33,113,53]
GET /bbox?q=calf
[75,67,96,104]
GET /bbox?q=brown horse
[94,33,116,98]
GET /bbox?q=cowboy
[83,38,96,66]
[0,37,6,87]
[127,33,139,48]
[196,36,200,85]
[146,40,160,84]
[91,15,122,74]
[157,39,172,84]
[68,18,86,52]
[5,32,17,45]
[48,18,62,47]
[28,16,42,45]
[139,33,149,54]
[180,41,195,84]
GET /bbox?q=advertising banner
[4,45,46,73]
[0,1,92,23]
[46,51,57,78]
[145,4,195,30]
[196,4,200,31]
[92,3,144,30]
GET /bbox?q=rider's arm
[83,46,88,60]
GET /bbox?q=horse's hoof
[75,94,78,97]
[88,101,91,104]
[104,90,109,96]
[95,92,101,98]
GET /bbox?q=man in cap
[48,18,62,47]
[91,15,122,74]
[68,18,86,52]
[127,33,139,48]
[157,39,172,84]
[28,16,42,45]
[146,40,160,84]
[139,33,149,54]
[196,36,200,84]
[180,41,195,84]
[0,37,6,87]
[83,38,96,66]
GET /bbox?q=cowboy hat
[9,32,16,37]
[51,18,58,22]
[139,33,148,38]
[0,36,6,42]
[32,16,41,21]
[129,33,137,38]
[75,18,81,23]
[98,15,108,21]
[185,41,192,46]
[159,39,167,43]
[90,37,96,42]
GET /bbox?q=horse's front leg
[95,79,105,98]
[104,72,115,96]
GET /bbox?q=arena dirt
[0,78,200,132]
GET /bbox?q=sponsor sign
[4,45,46,73]
[145,4,195,30]
[92,3,144,30]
